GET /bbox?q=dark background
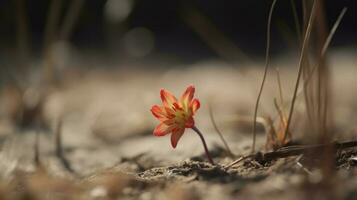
[0,0,356,62]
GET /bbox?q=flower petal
[190,99,200,114]
[153,123,174,136]
[164,107,176,118]
[170,128,185,148]
[163,118,176,126]
[173,102,183,111]
[151,105,167,121]
[160,89,178,108]
[180,85,195,110]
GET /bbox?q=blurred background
[0,0,357,177]
[0,0,356,65]
[0,1,357,199]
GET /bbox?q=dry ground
[0,50,356,199]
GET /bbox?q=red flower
[151,85,200,148]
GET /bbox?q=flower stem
[192,126,215,165]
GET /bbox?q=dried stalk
[208,104,234,157]
[60,0,85,41]
[55,119,77,175]
[252,0,278,153]
[34,131,41,167]
[226,140,357,168]
[283,0,317,142]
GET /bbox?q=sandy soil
[0,50,356,199]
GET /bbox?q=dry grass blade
[275,68,284,105]
[55,119,77,175]
[43,0,64,83]
[43,0,63,50]
[15,0,31,66]
[208,104,234,158]
[321,8,347,56]
[224,155,253,169]
[252,0,278,153]
[60,0,85,41]
[180,3,251,63]
[300,1,315,133]
[283,0,317,142]
[34,131,41,167]
[264,69,291,149]
[286,7,348,115]
[290,0,302,43]
[276,4,347,126]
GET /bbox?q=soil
[0,52,357,199]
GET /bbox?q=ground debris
[136,160,237,183]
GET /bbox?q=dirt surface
[0,51,357,199]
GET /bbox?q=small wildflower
[151,85,214,164]
[151,85,199,148]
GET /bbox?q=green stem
[192,126,215,165]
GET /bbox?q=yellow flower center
[174,109,193,128]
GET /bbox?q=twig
[208,104,234,158]
[224,155,253,170]
[226,140,357,169]
[295,155,312,174]
[55,119,77,174]
[252,0,278,153]
[260,141,357,162]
